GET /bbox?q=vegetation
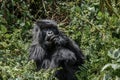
[0,0,120,80]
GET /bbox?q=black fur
[29,20,85,80]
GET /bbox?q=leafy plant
[0,0,120,80]
[101,49,120,80]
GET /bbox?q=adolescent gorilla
[29,20,85,80]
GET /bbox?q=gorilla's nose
[47,31,54,36]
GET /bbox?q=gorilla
[29,20,85,80]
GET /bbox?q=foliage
[0,0,120,80]
[101,49,120,80]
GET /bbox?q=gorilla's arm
[29,44,46,70]
[49,48,77,69]
[29,23,46,67]
[53,33,85,64]
[29,44,45,61]
[67,39,85,64]
[51,32,69,46]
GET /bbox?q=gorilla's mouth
[44,36,53,46]
[44,35,58,46]
[45,35,55,42]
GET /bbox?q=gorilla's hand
[49,35,60,45]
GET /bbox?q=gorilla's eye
[41,27,58,35]
[50,27,59,34]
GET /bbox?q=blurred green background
[0,0,120,80]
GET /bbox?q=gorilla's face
[41,26,59,44]
[35,20,59,46]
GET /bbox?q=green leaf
[20,22,25,27]
[0,25,7,33]
[0,42,8,48]
[97,11,103,17]
[108,49,120,59]
[101,63,120,71]
[5,34,11,38]
[103,74,111,80]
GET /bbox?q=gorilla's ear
[35,20,43,28]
